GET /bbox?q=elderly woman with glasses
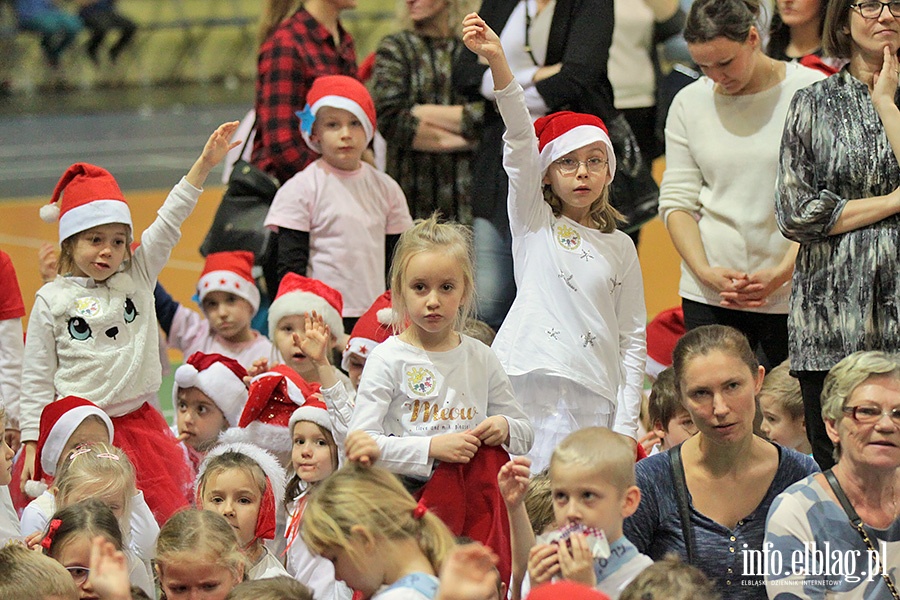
[776,0,900,471]
[659,0,824,375]
[764,351,900,597]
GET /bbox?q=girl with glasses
[463,13,647,471]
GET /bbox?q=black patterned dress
[776,69,900,372]
[372,31,485,224]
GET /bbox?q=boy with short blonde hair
[499,427,652,600]
[0,542,78,600]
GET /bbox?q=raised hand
[497,456,532,508]
[437,543,501,600]
[462,13,503,62]
[527,543,561,585]
[429,431,481,463]
[300,311,332,366]
[186,121,241,188]
[88,536,132,600]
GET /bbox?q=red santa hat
[287,397,333,437]
[219,364,320,454]
[196,442,287,542]
[196,251,261,315]
[40,163,133,244]
[534,112,616,180]
[645,306,685,380]
[268,273,344,339]
[173,352,249,427]
[342,291,394,371]
[27,396,114,497]
[297,75,376,153]
[527,582,610,600]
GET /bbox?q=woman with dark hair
[624,325,818,600]
[776,0,900,470]
[659,0,823,373]
[766,0,842,73]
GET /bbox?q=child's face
[52,533,97,599]
[200,468,262,550]
[274,315,318,380]
[759,394,809,452]
[311,106,368,171]
[0,419,13,486]
[159,558,242,600]
[177,387,228,451]
[201,291,254,343]
[345,352,366,389]
[60,418,111,467]
[549,463,638,542]
[542,141,611,225]
[659,410,698,450]
[400,250,468,344]
[291,421,335,484]
[70,224,129,281]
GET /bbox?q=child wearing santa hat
[154,250,273,369]
[18,121,241,525]
[172,352,249,477]
[341,290,394,389]
[264,75,413,334]
[463,15,646,472]
[195,441,290,580]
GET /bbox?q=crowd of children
[0,5,841,600]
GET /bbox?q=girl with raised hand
[462,12,646,471]
[19,121,240,525]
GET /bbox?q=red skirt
[112,403,191,525]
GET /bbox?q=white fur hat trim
[173,361,248,427]
[195,441,287,505]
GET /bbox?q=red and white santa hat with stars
[219,364,320,454]
[197,251,261,315]
[534,111,616,180]
[196,442,286,542]
[298,74,376,153]
[342,290,394,371]
[173,352,249,427]
[268,272,344,339]
[40,163,133,244]
[27,396,114,497]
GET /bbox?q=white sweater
[659,62,824,314]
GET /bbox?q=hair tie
[41,519,62,550]
[68,446,92,460]
[413,500,428,520]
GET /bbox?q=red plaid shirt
[251,9,357,184]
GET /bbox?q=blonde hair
[550,427,636,493]
[620,554,720,600]
[257,0,302,46]
[542,184,623,233]
[524,470,554,535]
[156,509,247,581]
[226,576,314,600]
[300,463,457,573]
[54,442,135,538]
[58,228,133,276]
[389,215,476,333]
[0,542,79,600]
[759,360,803,420]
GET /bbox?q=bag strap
[823,469,900,599]
[669,445,696,564]
[233,116,258,171]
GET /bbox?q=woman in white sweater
[660,0,822,371]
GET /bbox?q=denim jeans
[473,217,516,331]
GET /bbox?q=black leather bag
[605,113,660,234]
[199,158,280,265]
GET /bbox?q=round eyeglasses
[851,1,900,19]
[841,404,900,425]
[552,157,608,175]
[65,566,90,586]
